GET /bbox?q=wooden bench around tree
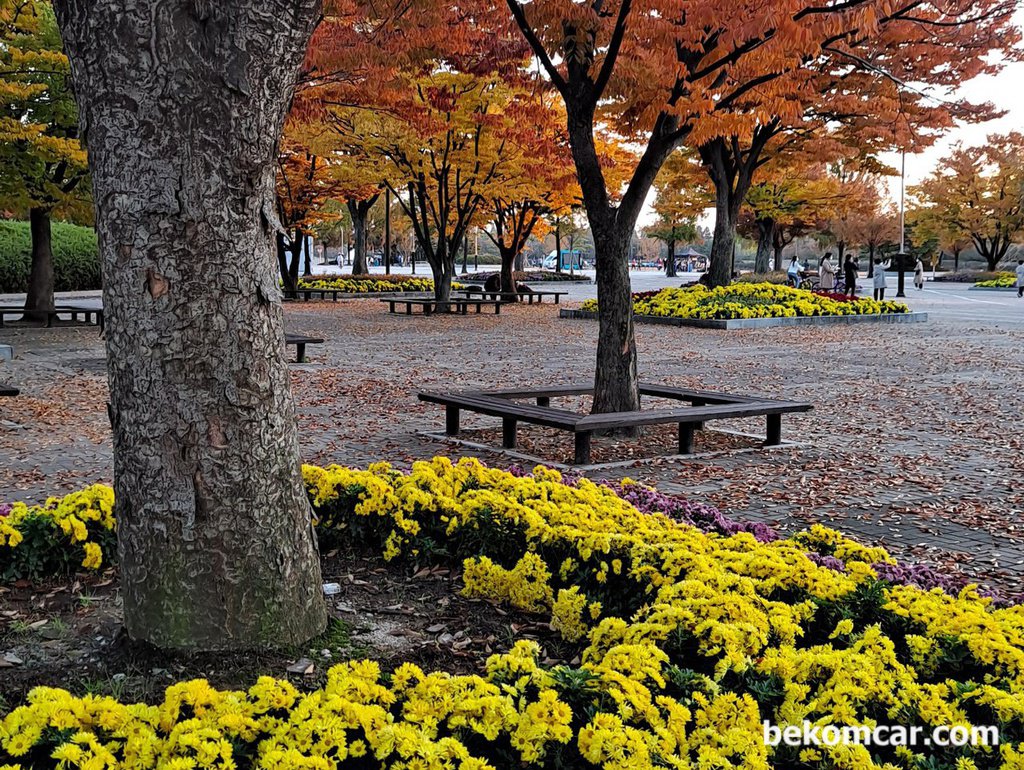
[0,305,105,331]
[284,288,343,302]
[285,333,324,363]
[380,298,502,316]
[455,288,568,304]
[419,384,812,465]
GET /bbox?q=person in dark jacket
[843,255,859,296]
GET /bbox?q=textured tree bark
[754,219,774,275]
[53,0,327,650]
[498,246,519,301]
[664,234,677,278]
[708,194,739,287]
[23,207,55,323]
[591,221,639,418]
[347,198,377,276]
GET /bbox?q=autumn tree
[306,0,531,305]
[506,0,1018,414]
[0,0,89,321]
[53,0,327,649]
[481,95,577,297]
[739,162,841,273]
[275,128,356,294]
[912,133,1024,271]
[648,152,707,277]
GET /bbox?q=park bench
[455,288,568,304]
[0,385,18,397]
[0,304,104,331]
[419,384,812,465]
[285,333,324,363]
[284,288,342,302]
[381,298,502,316]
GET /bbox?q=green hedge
[0,220,101,293]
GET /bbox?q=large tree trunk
[429,243,455,306]
[348,200,370,275]
[867,244,876,278]
[754,219,773,274]
[665,235,677,278]
[276,234,297,298]
[708,193,738,287]
[53,0,327,650]
[23,207,56,323]
[499,246,518,301]
[591,221,639,415]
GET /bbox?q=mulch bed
[0,547,566,709]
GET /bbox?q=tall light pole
[896,149,908,298]
[384,187,391,276]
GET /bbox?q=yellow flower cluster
[975,273,1016,288]
[581,283,910,320]
[298,458,1024,768]
[0,644,573,770]
[0,485,114,576]
[296,276,461,294]
[6,458,1024,769]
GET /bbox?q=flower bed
[3,458,1024,768]
[974,273,1016,289]
[296,274,439,293]
[581,284,910,320]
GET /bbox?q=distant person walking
[872,258,889,301]
[1016,259,1024,298]
[787,256,803,288]
[819,253,836,291]
[843,255,858,296]
[914,257,925,290]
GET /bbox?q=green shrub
[0,220,101,293]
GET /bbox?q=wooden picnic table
[380,297,502,316]
[419,383,812,465]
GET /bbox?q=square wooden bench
[419,384,812,465]
[455,288,568,304]
[285,333,324,363]
[381,298,502,315]
[0,305,104,331]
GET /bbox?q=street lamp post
[896,149,908,298]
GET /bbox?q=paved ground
[1,273,1022,593]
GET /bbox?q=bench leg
[495,302,501,315]
[296,344,306,363]
[574,432,592,465]
[554,295,560,304]
[537,397,550,407]
[445,406,460,436]
[406,303,413,315]
[766,414,783,446]
[678,423,695,454]
[502,418,517,449]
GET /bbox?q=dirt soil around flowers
[0,545,561,709]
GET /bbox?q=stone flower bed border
[560,308,929,329]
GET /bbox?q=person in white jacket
[872,259,889,301]
[1016,259,1024,299]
